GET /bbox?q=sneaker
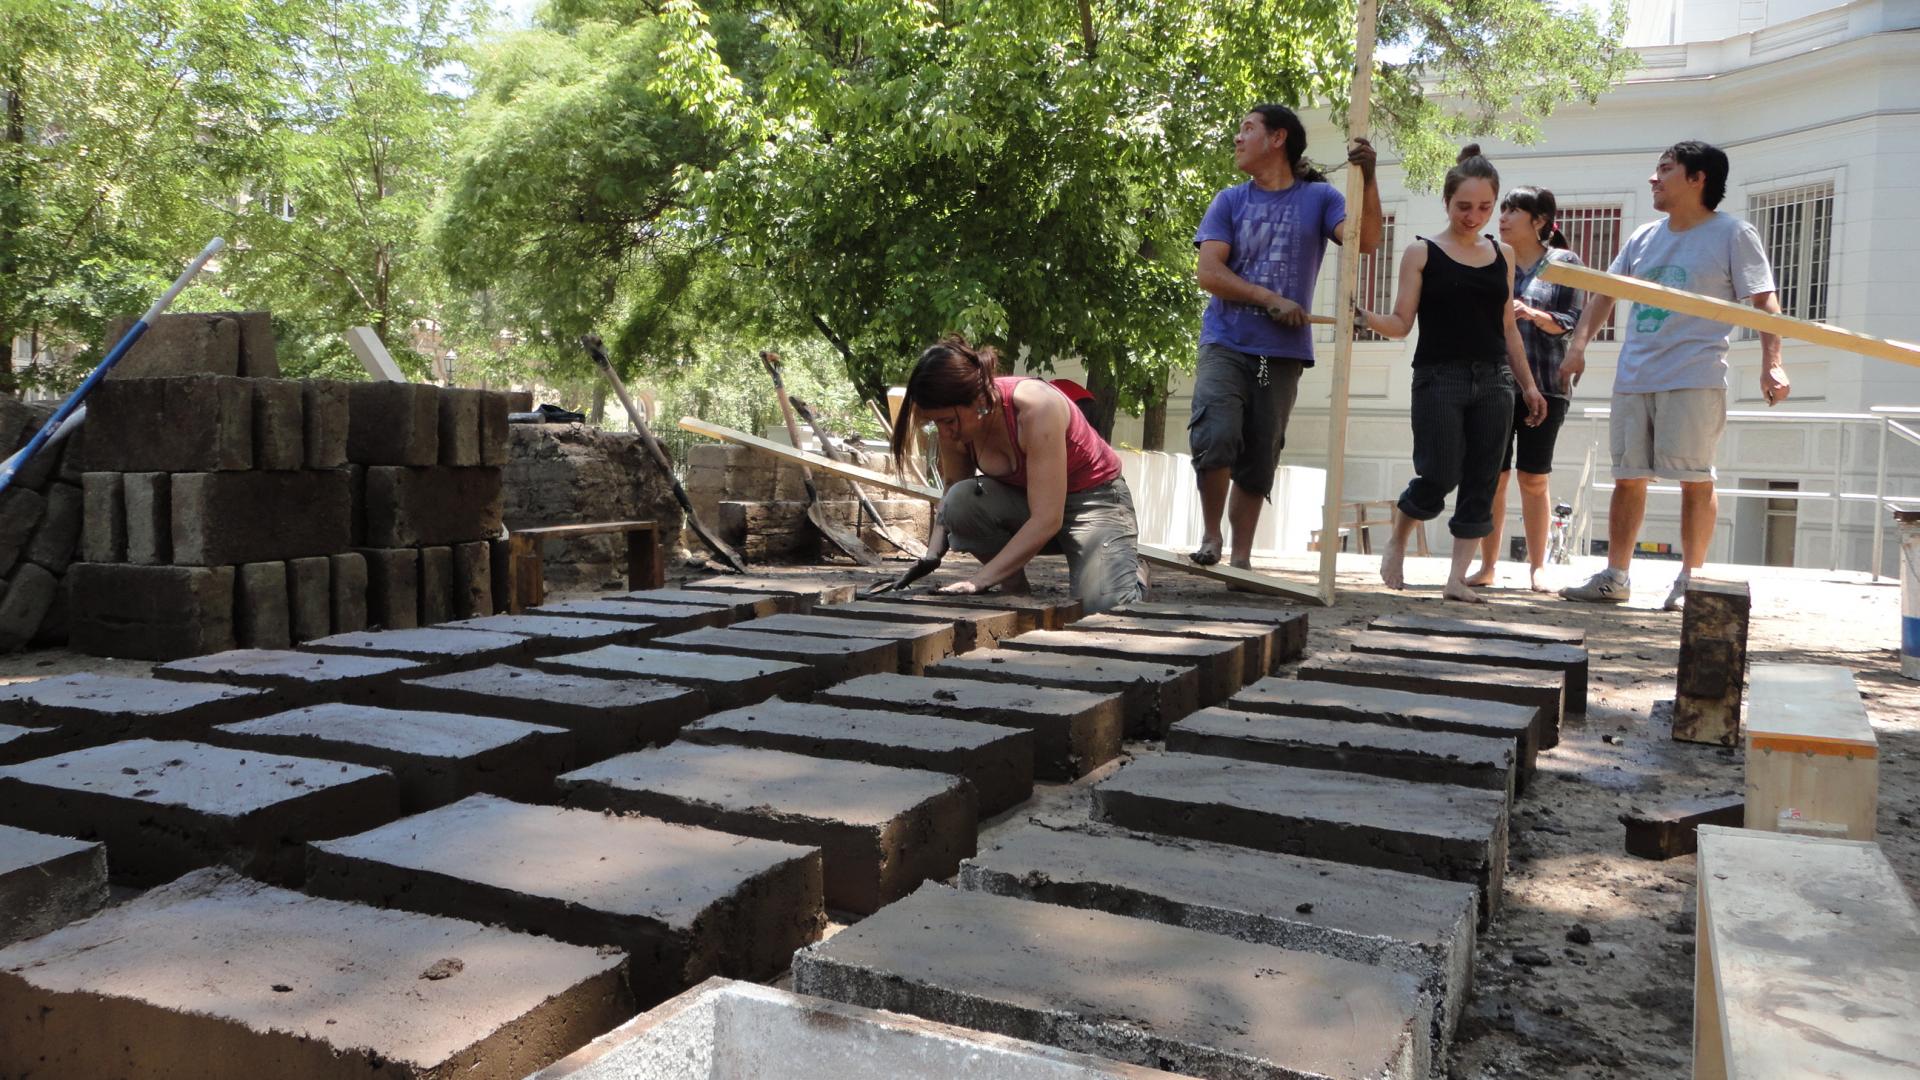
[1663,575,1690,612]
[1560,570,1630,604]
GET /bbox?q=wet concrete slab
[531,646,812,710]
[307,794,824,1002]
[959,819,1477,1067]
[1368,612,1585,647]
[925,648,1201,740]
[0,738,401,886]
[683,700,1033,814]
[1073,613,1284,677]
[153,648,429,706]
[682,576,857,612]
[816,673,1123,781]
[814,598,1021,653]
[738,613,955,675]
[1350,630,1591,714]
[301,626,534,669]
[1114,601,1309,660]
[1168,707,1516,799]
[526,599,729,633]
[869,590,1081,632]
[381,666,706,762]
[616,588,795,619]
[1297,652,1564,751]
[560,743,975,915]
[649,627,897,689]
[0,867,632,1080]
[793,883,1431,1080]
[210,704,574,810]
[442,613,650,650]
[1000,629,1245,707]
[0,674,272,759]
[0,824,108,948]
[1232,677,1540,791]
[1092,752,1509,924]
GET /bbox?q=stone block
[478,390,514,466]
[1115,600,1311,661]
[438,387,484,466]
[817,673,1122,781]
[650,626,897,690]
[28,572,69,647]
[0,673,269,760]
[418,544,453,625]
[153,648,425,706]
[0,487,43,554]
[252,379,306,470]
[363,466,504,548]
[447,614,646,650]
[308,795,824,1000]
[84,374,252,471]
[384,665,706,762]
[359,546,419,629]
[171,470,352,566]
[0,724,48,766]
[873,590,1081,633]
[304,626,531,669]
[1673,578,1751,746]
[1351,630,1590,714]
[530,599,727,634]
[451,540,491,619]
[19,481,77,572]
[534,644,811,709]
[302,379,351,468]
[793,884,1430,1080]
[489,536,511,612]
[0,867,632,1080]
[210,704,572,810]
[1074,612,1284,678]
[99,313,241,378]
[618,587,795,619]
[1622,792,1744,860]
[681,575,857,612]
[54,424,85,486]
[0,738,402,885]
[0,563,58,651]
[1368,612,1584,648]
[328,551,369,634]
[347,381,440,465]
[1298,652,1564,751]
[927,648,1200,740]
[1093,752,1509,924]
[80,473,125,564]
[123,471,170,564]
[0,824,108,948]
[562,744,976,915]
[685,699,1034,814]
[1001,628,1245,707]
[740,612,955,675]
[815,598,1019,653]
[1169,707,1516,799]
[286,555,332,642]
[68,563,235,660]
[233,561,291,650]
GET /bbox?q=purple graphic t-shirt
[1195,178,1346,363]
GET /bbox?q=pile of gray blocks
[0,397,90,652]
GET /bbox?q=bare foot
[1380,540,1407,589]
[1529,567,1550,593]
[1225,558,1259,592]
[1464,565,1496,588]
[1443,579,1487,603]
[1190,536,1222,566]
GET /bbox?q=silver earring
[977,402,993,418]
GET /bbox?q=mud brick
[1169,707,1516,800]
[217,311,278,376]
[817,673,1122,781]
[617,587,795,619]
[304,626,532,669]
[251,379,305,470]
[80,473,125,563]
[0,867,632,1080]
[685,700,1034,814]
[740,612,955,676]
[21,481,79,573]
[793,884,1431,1080]
[505,390,533,411]
[123,471,170,564]
[0,724,49,766]
[302,379,351,468]
[170,470,351,566]
[1093,752,1509,925]
[872,590,1081,633]
[384,665,705,761]
[418,545,453,625]
[69,563,235,660]
[0,738,401,886]
[438,387,484,466]
[347,381,440,465]
[1621,793,1745,860]
[153,648,427,707]
[53,424,85,486]
[962,820,1476,1069]
[1116,600,1310,661]
[1368,612,1584,648]
[211,705,572,810]
[347,462,366,545]
[1672,579,1751,746]
[1351,630,1590,714]
[489,537,511,612]
[478,390,514,466]
[682,575,856,612]
[362,466,504,548]
[1001,628,1244,707]
[308,795,823,1000]
[84,374,252,471]
[1298,652,1565,751]
[359,546,419,629]
[562,744,975,915]
[451,540,492,619]
[530,598,728,633]
[0,563,57,651]
[235,561,292,650]
[100,313,241,378]
[0,674,268,757]
[816,598,1018,652]
[0,488,43,557]
[448,615,648,652]
[535,645,811,709]
[1074,612,1283,678]
[287,556,332,642]
[329,551,369,633]
[0,824,108,948]
[927,648,1200,740]
[650,626,897,689]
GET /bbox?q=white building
[1093,0,1920,576]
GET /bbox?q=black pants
[1397,361,1515,540]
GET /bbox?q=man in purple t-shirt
[1189,104,1382,571]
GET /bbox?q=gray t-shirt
[1609,212,1775,393]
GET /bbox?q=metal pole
[1830,419,1845,571]
[1874,414,1890,580]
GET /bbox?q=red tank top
[976,376,1122,493]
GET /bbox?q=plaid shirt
[1515,249,1585,398]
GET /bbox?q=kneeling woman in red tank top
[881,335,1145,614]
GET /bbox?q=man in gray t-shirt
[1559,141,1789,611]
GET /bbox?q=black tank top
[1412,237,1508,368]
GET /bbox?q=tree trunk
[1082,347,1120,442]
[1141,366,1170,451]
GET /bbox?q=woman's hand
[935,580,983,597]
[1521,385,1549,427]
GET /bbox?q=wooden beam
[1541,260,1920,367]
[681,415,1327,603]
[344,326,407,382]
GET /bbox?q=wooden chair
[503,520,664,613]
[1309,500,1429,556]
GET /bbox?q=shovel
[789,395,926,558]
[581,335,747,573]
[759,351,883,567]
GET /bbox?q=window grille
[1353,214,1397,341]
[1558,204,1624,341]
[1747,182,1833,330]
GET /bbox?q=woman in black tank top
[1354,146,1548,603]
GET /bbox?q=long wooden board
[680,416,1325,603]
[1541,261,1920,367]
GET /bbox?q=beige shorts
[1610,388,1726,483]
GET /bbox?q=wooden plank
[513,520,657,540]
[1693,826,1920,1079]
[344,326,407,382]
[1541,260,1920,368]
[1138,545,1324,605]
[1743,664,1878,841]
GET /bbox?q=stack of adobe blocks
[683,442,931,563]
[0,399,89,652]
[69,373,523,661]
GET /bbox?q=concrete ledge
[739,613,955,675]
[1000,629,1245,707]
[0,824,108,947]
[382,666,706,763]
[926,648,1201,740]
[532,646,812,710]
[1168,708,1516,800]
[817,674,1122,781]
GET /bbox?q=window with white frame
[1314,212,1397,343]
[1557,204,1624,341]
[1747,181,1834,324]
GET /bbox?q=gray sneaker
[1663,575,1689,612]
[1560,571,1630,604]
